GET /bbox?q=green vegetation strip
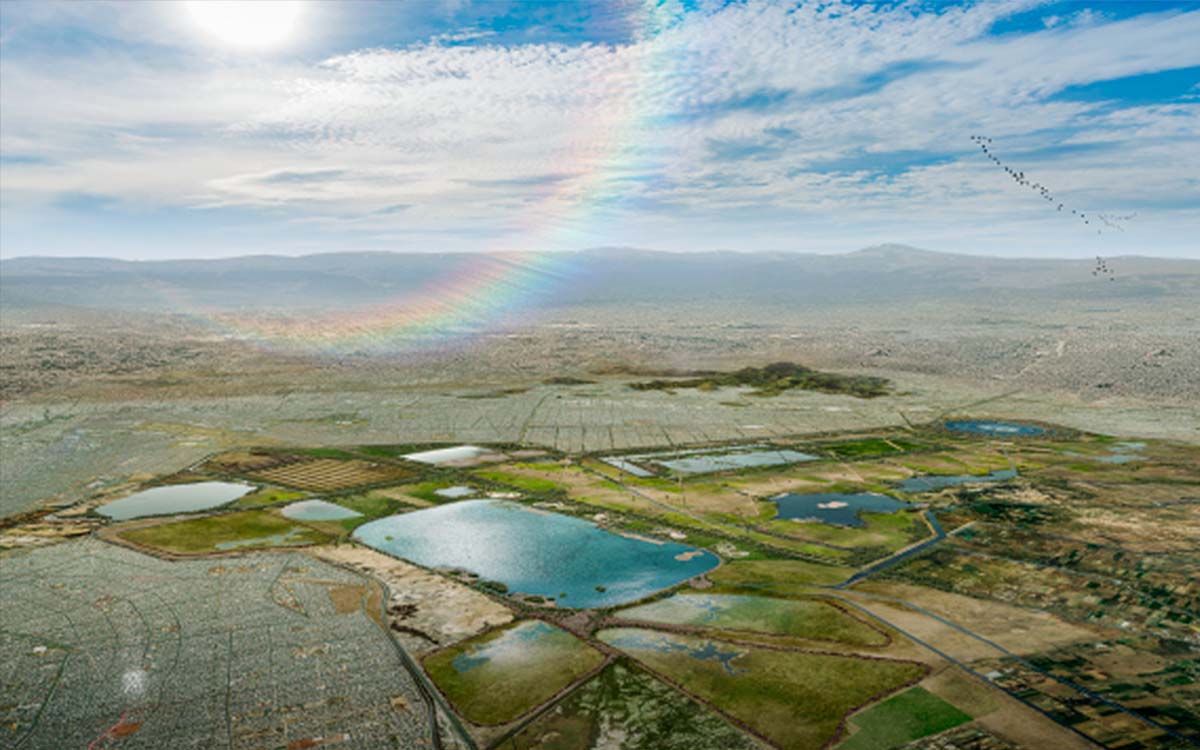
[628,362,891,399]
[598,628,926,749]
[424,620,605,726]
[838,687,971,750]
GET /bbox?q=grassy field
[508,661,763,750]
[762,508,926,551]
[119,510,328,554]
[598,628,926,749]
[615,593,888,647]
[707,558,853,588]
[475,469,565,494]
[229,486,306,509]
[821,437,926,459]
[424,620,605,726]
[838,687,971,750]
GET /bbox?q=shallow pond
[600,629,745,674]
[769,492,906,527]
[897,468,1017,492]
[353,499,718,608]
[97,481,253,521]
[280,499,362,521]
[452,620,559,674]
[655,449,818,475]
[944,420,1044,436]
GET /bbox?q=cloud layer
[2,0,1198,258]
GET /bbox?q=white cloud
[2,0,1198,258]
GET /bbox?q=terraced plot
[0,540,430,750]
[424,620,605,726]
[615,592,889,646]
[598,628,927,749]
[250,457,414,491]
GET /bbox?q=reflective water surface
[97,481,253,520]
[353,499,719,608]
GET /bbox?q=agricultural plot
[972,637,1200,748]
[249,457,415,491]
[506,661,768,750]
[598,628,927,749]
[816,436,929,459]
[0,540,431,750]
[615,592,889,647]
[423,620,605,726]
[116,509,328,555]
[837,687,971,750]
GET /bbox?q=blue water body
[769,492,906,527]
[281,499,362,521]
[97,481,253,520]
[353,500,719,608]
[944,420,1044,436]
[897,468,1018,493]
[603,630,746,674]
[452,620,557,674]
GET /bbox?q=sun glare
[186,1,304,49]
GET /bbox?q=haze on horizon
[1,0,1198,261]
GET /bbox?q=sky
[1,0,1198,260]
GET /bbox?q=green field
[763,506,925,551]
[475,470,565,494]
[332,492,415,527]
[838,687,971,750]
[707,558,853,588]
[119,510,328,554]
[616,593,887,646]
[508,661,763,750]
[822,437,926,459]
[229,486,306,508]
[424,620,605,725]
[598,628,926,749]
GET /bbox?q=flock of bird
[970,135,1123,281]
[1093,256,1116,280]
[969,135,1133,235]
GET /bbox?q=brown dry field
[250,458,414,491]
[308,545,513,654]
[844,582,1107,660]
[368,485,436,507]
[202,450,286,473]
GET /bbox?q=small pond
[897,468,1017,492]
[353,499,718,608]
[655,449,818,475]
[280,499,362,521]
[97,481,253,521]
[944,420,1044,436]
[434,486,477,499]
[769,492,907,527]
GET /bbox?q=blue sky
[1,0,1198,259]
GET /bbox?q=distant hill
[2,245,1198,313]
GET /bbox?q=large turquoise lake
[353,500,719,608]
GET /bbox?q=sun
[185,1,305,49]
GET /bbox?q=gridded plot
[0,539,430,750]
[249,458,415,492]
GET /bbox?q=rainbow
[157,4,670,356]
